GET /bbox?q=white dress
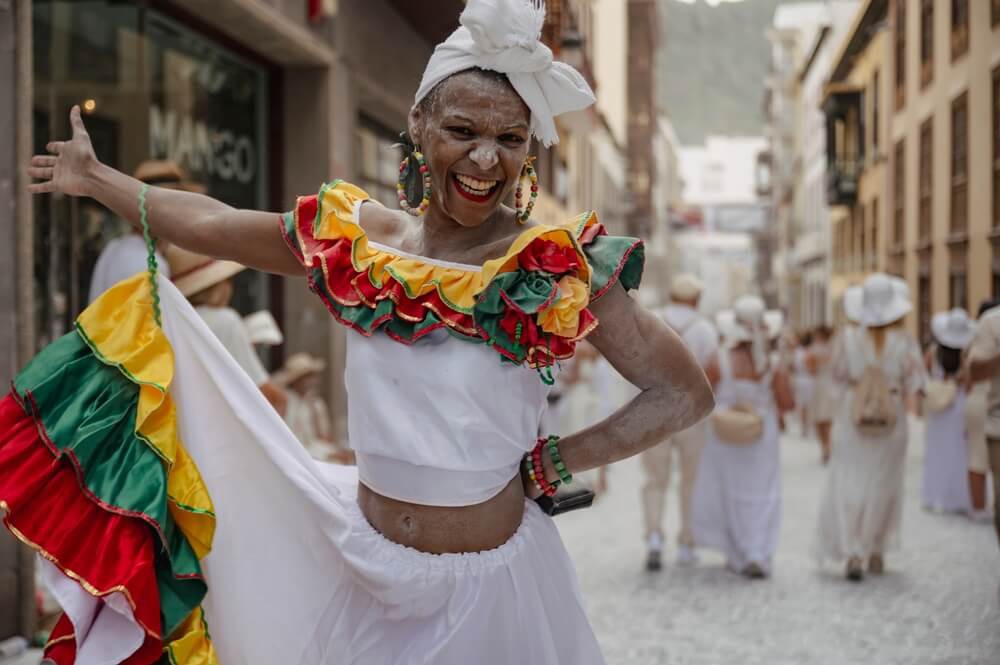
[692,350,782,572]
[815,328,926,561]
[921,361,972,513]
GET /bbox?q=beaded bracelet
[526,444,560,497]
[544,435,572,486]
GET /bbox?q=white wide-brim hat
[669,273,704,301]
[843,275,908,324]
[243,310,284,346]
[716,295,782,343]
[931,308,976,349]
[846,272,912,328]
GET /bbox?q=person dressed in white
[792,332,815,436]
[692,295,793,579]
[640,274,719,569]
[922,309,976,514]
[276,353,354,464]
[86,160,199,303]
[816,273,926,581]
[808,326,835,463]
[166,244,288,416]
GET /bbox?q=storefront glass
[33,0,271,348]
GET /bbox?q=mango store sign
[149,106,257,185]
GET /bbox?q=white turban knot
[413,0,596,147]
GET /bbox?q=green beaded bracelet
[545,435,572,485]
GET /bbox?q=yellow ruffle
[166,606,219,665]
[76,274,215,560]
[307,182,594,313]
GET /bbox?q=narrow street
[558,421,1000,665]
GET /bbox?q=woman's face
[409,71,531,227]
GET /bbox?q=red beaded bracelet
[527,438,560,497]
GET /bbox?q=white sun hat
[931,308,976,349]
[243,310,284,346]
[669,273,704,301]
[848,272,912,328]
[716,295,783,343]
[844,274,910,324]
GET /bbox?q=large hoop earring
[515,158,538,224]
[397,147,432,216]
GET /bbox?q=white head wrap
[413,0,596,147]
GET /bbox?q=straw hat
[133,160,206,194]
[716,295,783,343]
[165,245,245,297]
[845,275,909,324]
[274,353,326,387]
[243,310,284,346]
[931,308,975,349]
[669,273,704,301]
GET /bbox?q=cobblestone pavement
[557,421,1000,665]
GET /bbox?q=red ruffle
[0,395,163,647]
[44,613,163,665]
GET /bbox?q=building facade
[794,1,860,329]
[764,2,830,325]
[823,0,891,325]
[626,0,660,240]
[888,0,1000,343]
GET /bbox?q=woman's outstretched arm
[28,106,302,276]
[551,285,715,476]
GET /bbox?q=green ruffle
[13,330,205,635]
[583,233,645,299]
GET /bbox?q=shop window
[356,117,403,211]
[951,0,969,61]
[919,118,933,242]
[920,0,933,88]
[895,0,907,110]
[32,1,272,348]
[894,139,905,250]
[951,92,968,234]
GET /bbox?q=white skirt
[691,414,782,571]
[815,398,908,561]
[922,392,972,514]
[60,278,605,665]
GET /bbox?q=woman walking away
[793,332,815,436]
[692,295,793,579]
[922,309,975,514]
[816,273,926,582]
[809,327,835,463]
[11,1,713,663]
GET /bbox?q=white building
[795,1,860,329]
[764,2,831,319]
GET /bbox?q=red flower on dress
[499,308,542,348]
[518,238,580,276]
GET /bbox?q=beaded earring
[397,144,432,216]
[514,157,539,224]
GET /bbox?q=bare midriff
[357,475,525,555]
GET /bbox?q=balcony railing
[826,159,861,206]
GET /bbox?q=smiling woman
[11,0,714,663]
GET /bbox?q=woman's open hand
[27,105,97,197]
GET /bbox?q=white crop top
[346,328,553,507]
